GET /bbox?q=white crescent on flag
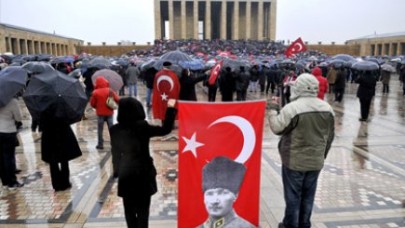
[292,43,303,52]
[157,75,174,92]
[208,115,255,164]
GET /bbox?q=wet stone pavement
[1,76,405,228]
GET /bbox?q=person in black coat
[355,70,378,122]
[219,67,236,102]
[179,69,205,101]
[235,66,250,101]
[110,97,177,228]
[143,67,158,107]
[40,105,82,191]
[334,67,347,102]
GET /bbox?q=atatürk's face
[204,188,236,218]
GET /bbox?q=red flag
[178,101,266,228]
[152,68,180,120]
[208,60,223,86]
[285,37,307,58]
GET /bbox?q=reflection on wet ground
[1,77,405,227]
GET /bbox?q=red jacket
[90,77,119,116]
[311,67,328,100]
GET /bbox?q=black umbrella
[23,71,88,124]
[0,66,28,107]
[22,61,55,74]
[153,50,192,69]
[160,50,192,62]
[87,57,112,69]
[365,57,384,65]
[140,59,156,71]
[331,54,356,62]
[222,58,249,71]
[328,59,346,68]
[351,61,379,71]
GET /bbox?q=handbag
[106,90,118,110]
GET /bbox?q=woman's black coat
[179,72,205,101]
[40,109,82,163]
[356,71,378,99]
[110,98,176,198]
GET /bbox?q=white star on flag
[182,132,204,158]
[160,92,168,101]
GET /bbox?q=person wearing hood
[90,77,119,149]
[109,97,177,228]
[311,67,328,100]
[267,73,335,228]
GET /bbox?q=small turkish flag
[178,101,266,228]
[152,68,180,120]
[208,60,223,86]
[285,37,307,58]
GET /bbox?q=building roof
[348,31,405,41]
[0,23,83,42]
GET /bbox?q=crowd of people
[1,39,405,227]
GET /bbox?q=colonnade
[154,0,277,41]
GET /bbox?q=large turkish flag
[152,68,180,120]
[178,100,266,228]
[285,37,307,58]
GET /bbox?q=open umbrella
[23,70,87,124]
[87,57,112,69]
[328,59,346,68]
[178,59,205,71]
[160,50,192,62]
[153,50,192,69]
[140,59,156,71]
[0,66,28,107]
[22,61,55,74]
[91,69,123,91]
[381,63,396,73]
[331,54,356,62]
[351,61,379,71]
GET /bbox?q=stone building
[154,0,277,41]
[346,32,405,56]
[0,23,83,55]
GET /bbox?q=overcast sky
[1,0,405,45]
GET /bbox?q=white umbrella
[381,63,396,73]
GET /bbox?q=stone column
[168,0,174,40]
[397,42,401,56]
[233,1,239,40]
[0,35,4,54]
[154,0,162,40]
[24,39,28,54]
[258,1,264,40]
[220,0,227,40]
[193,0,199,39]
[381,43,386,56]
[181,0,186,39]
[246,1,251,40]
[269,0,277,40]
[205,0,211,40]
[7,36,12,53]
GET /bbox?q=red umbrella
[91,69,123,91]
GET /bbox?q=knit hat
[202,156,246,195]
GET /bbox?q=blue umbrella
[351,61,379,71]
[179,60,205,70]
